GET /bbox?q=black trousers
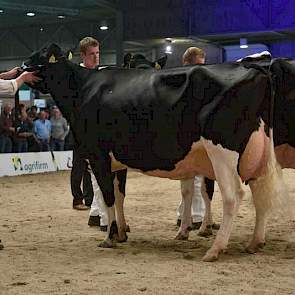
[71,147,94,207]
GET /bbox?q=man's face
[193,56,205,65]
[39,111,46,120]
[81,46,100,69]
[3,104,12,115]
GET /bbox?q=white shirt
[0,79,18,96]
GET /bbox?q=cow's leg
[202,140,243,262]
[175,178,193,240]
[198,177,213,237]
[115,169,130,233]
[113,170,128,242]
[89,154,118,248]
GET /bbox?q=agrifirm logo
[12,156,23,171]
[11,156,49,173]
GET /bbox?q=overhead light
[165,45,172,54]
[240,38,248,49]
[26,12,35,17]
[99,25,108,30]
[57,15,65,19]
[0,9,4,13]
[40,27,44,32]
[165,38,173,54]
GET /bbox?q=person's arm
[0,71,41,96]
[33,121,38,136]
[0,67,20,79]
[47,120,52,140]
[0,79,18,96]
[61,118,69,140]
[15,71,41,89]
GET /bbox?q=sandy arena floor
[0,169,295,295]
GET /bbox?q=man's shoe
[88,215,101,227]
[73,204,90,210]
[100,225,107,232]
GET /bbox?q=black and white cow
[24,44,287,261]
[196,54,295,250]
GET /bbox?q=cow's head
[23,43,73,93]
[123,53,167,69]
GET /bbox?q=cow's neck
[48,61,93,145]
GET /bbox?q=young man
[70,37,108,231]
[71,37,99,211]
[176,47,206,230]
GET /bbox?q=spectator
[13,105,35,153]
[27,105,38,122]
[50,106,69,151]
[0,103,14,153]
[33,110,51,151]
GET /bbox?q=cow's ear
[48,54,57,63]
[67,51,73,60]
[156,55,167,69]
[154,62,162,70]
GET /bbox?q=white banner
[0,152,56,177]
[52,150,73,171]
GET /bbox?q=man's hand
[7,67,21,79]
[0,67,21,79]
[16,71,41,88]
[19,71,41,84]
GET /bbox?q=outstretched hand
[16,71,41,88]
[19,71,41,84]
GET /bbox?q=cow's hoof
[202,251,219,262]
[174,232,189,240]
[98,239,114,248]
[125,224,130,233]
[198,227,213,237]
[245,242,265,254]
[0,240,4,250]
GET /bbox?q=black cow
[87,52,168,232]
[24,44,287,261]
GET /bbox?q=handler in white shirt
[0,66,40,250]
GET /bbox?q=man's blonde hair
[79,37,99,54]
[182,47,206,65]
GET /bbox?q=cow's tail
[249,128,292,218]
